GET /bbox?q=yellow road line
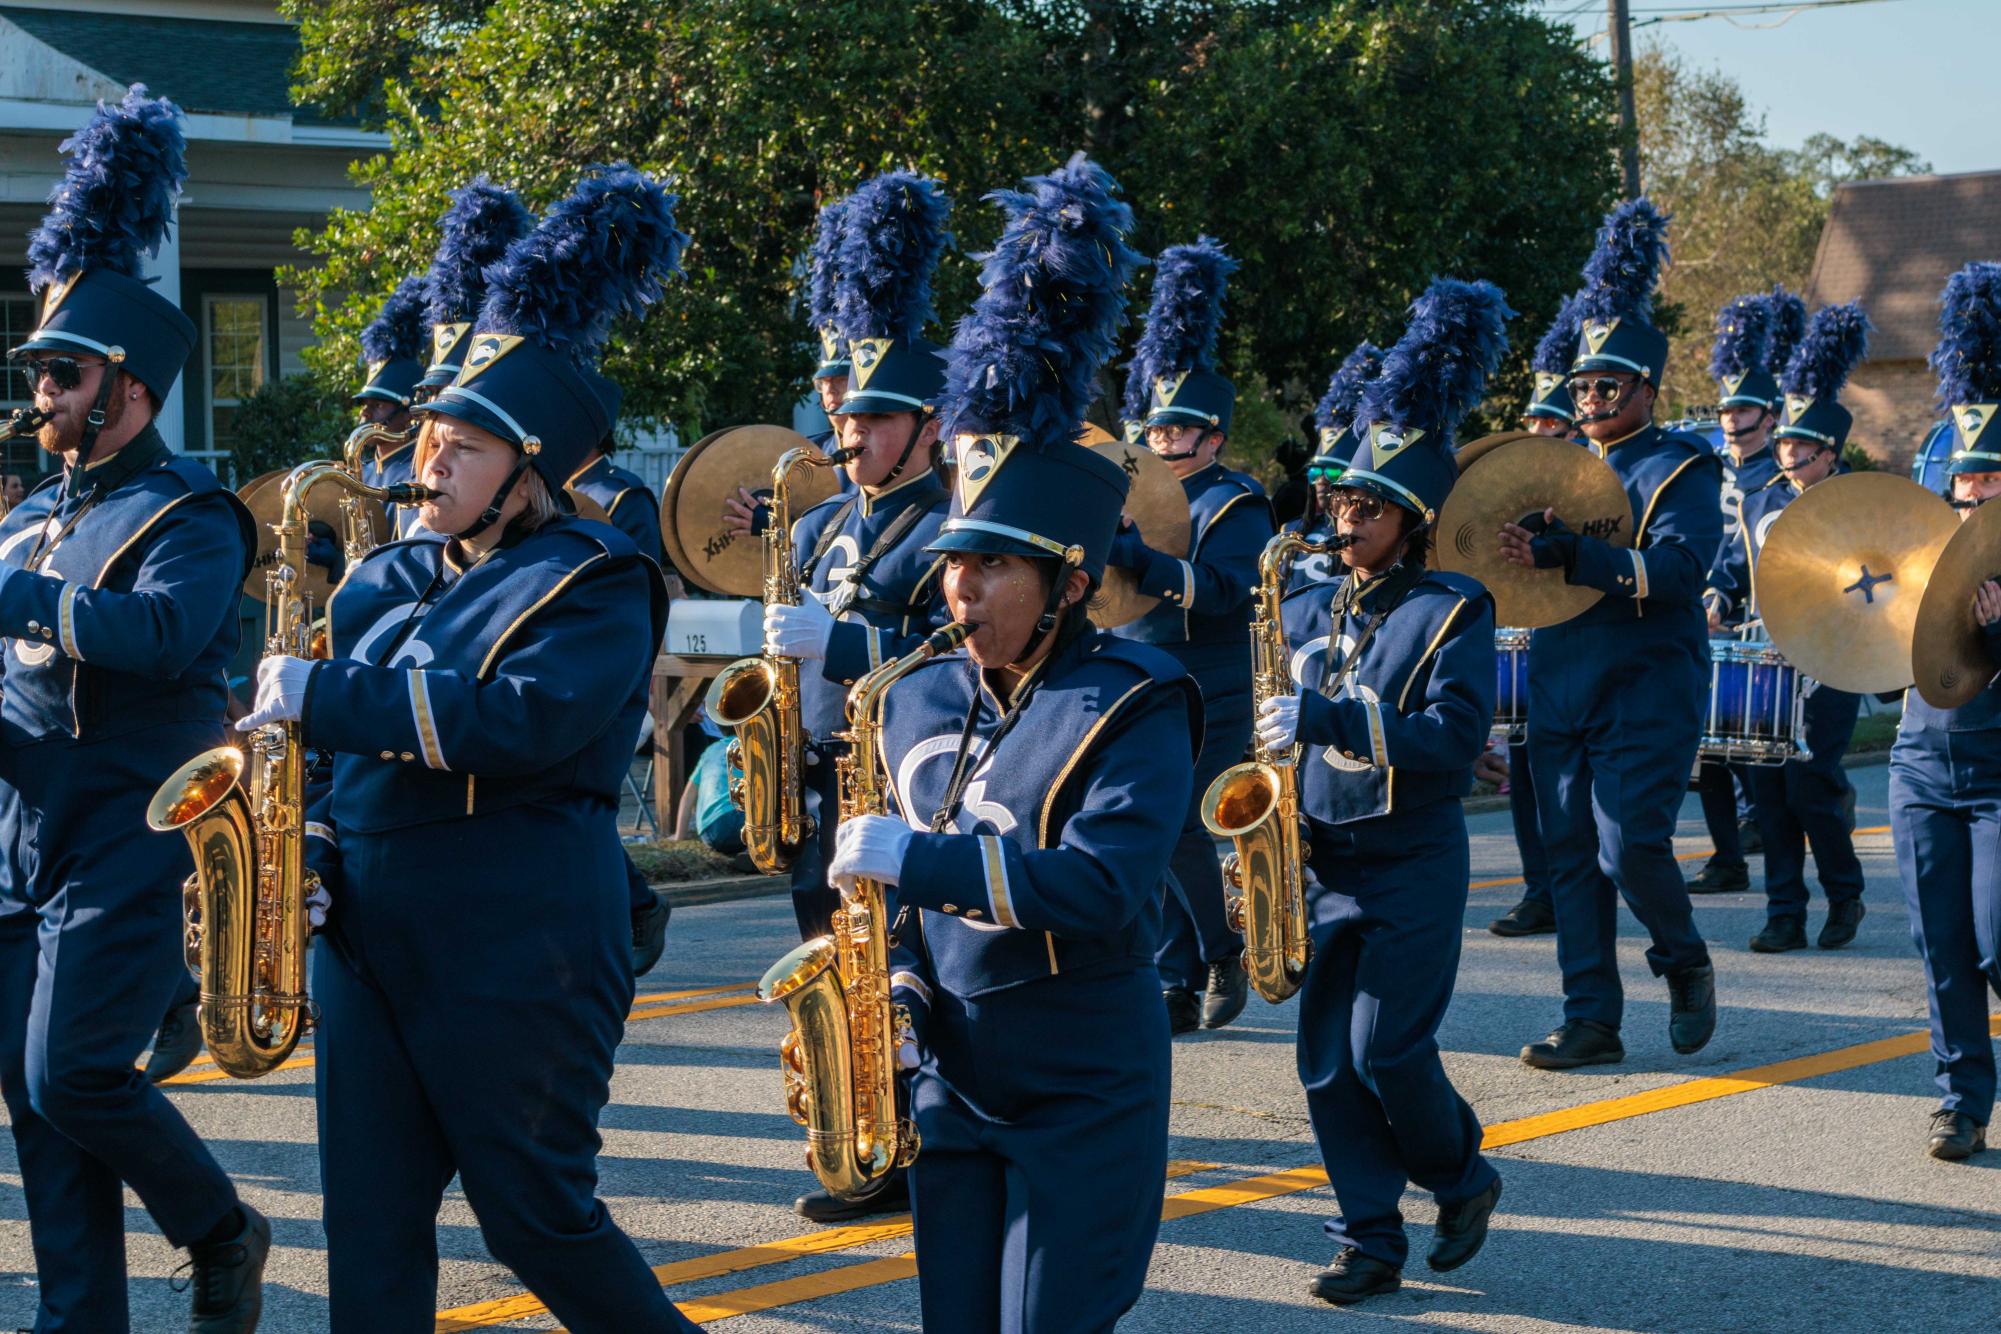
[628,994,762,1023]
[432,1161,1217,1331]
[631,981,756,1006]
[577,1011,1999,1328]
[161,1055,315,1086]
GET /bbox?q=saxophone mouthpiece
[926,622,974,655]
[386,484,439,505]
[825,446,862,465]
[1328,533,1358,551]
[1,407,50,440]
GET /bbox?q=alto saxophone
[1201,530,1351,1003]
[759,620,972,1199]
[707,445,858,874]
[339,421,415,561]
[146,460,435,1078]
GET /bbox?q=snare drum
[1494,627,1530,739]
[1701,639,1809,764]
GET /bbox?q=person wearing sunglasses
[1110,238,1277,1036]
[1498,199,1723,1073]
[1254,279,1512,1305]
[1283,343,1380,597]
[0,90,268,1331]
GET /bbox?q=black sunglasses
[1566,375,1633,403]
[20,356,88,392]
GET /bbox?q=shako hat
[1312,342,1383,469]
[930,153,1144,584]
[418,177,534,390]
[1128,237,1238,436]
[1527,292,1584,423]
[1930,262,2001,477]
[13,85,194,404]
[1346,277,1515,522]
[1570,198,1670,386]
[1710,291,1779,410]
[1775,301,1869,451]
[832,171,951,418]
[353,276,428,407]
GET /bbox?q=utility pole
[1608,0,1642,197]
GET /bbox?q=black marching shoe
[181,1204,270,1334]
[1488,898,1556,937]
[1201,955,1250,1030]
[1520,1020,1623,1070]
[1666,964,1717,1054]
[1748,917,1807,954]
[1818,899,1865,949]
[1927,1110,1988,1162]
[1163,987,1202,1036]
[146,999,204,1084]
[796,1168,909,1223]
[1309,1247,1401,1305]
[1428,1177,1502,1273]
[1686,859,1749,894]
[630,890,671,979]
[1737,818,1763,855]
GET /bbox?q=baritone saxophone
[758,620,971,1199]
[1200,530,1351,1003]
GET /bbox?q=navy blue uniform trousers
[1889,728,2001,1126]
[1529,627,1712,1029]
[1158,654,1250,990]
[1508,740,1553,908]
[788,746,841,941]
[314,803,698,1333]
[909,965,1170,1333]
[1695,760,1750,868]
[1298,803,1495,1267]
[1750,686,1862,924]
[0,723,240,1332]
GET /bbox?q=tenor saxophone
[1201,530,1351,1003]
[339,421,414,561]
[758,620,971,1199]
[146,460,435,1078]
[707,445,858,874]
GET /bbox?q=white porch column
[141,217,186,454]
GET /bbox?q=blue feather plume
[480,164,690,365]
[941,153,1144,451]
[360,276,429,365]
[1929,262,2001,408]
[26,85,186,292]
[1532,293,1586,376]
[1766,285,1806,375]
[1356,279,1517,436]
[1122,237,1238,424]
[1573,198,1670,327]
[422,177,533,326]
[806,197,847,336]
[1781,301,1870,401]
[1708,292,1772,381]
[834,171,951,343]
[1314,342,1384,436]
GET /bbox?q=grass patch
[1850,710,1898,754]
[627,839,758,884]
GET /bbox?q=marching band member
[1891,261,2001,1162]
[1257,278,1511,1304]
[1689,291,1788,895]
[1111,238,1276,1034]
[726,171,955,1223]
[803,196,857,476]
[1501,200,1723,1069]
[405,177,536,534]
[239,167,699,1331]
[1281,342,1379,595]
[1487,295,1583,939]
[0,89,267,1332]
[827,152,1197,1334]
[352,276,427,466]
[1709,302,1870,953]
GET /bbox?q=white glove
[765,596,835,661]
[896,1016,920,1071]
[828,813,913,899]
[306,877,331,930]
[237,656,315,731]
[1255,692,1302,756]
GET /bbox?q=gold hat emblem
[365,358,388,384]
[38,272,82,324]
[1154,370,1190,406]
[1369,423,1424,469]
[956,433,1018,509]
[1957,403,1996,451]
[1721,373,1746,396]
[849,337,893,389]
[459,332,523,382]
[1785,393,1812,423]
[818,325,842,363]
[1582,319,1619,354]
[431,321,470,364]
[1534,371,1564,398]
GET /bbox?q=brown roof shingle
[1806,170,2001,364]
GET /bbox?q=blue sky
[1537,0,1997,176]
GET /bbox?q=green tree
[224,373,352,487]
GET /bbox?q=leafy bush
[225,373,351,487]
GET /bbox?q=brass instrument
[759,620,972,1199]
[339,422,414,561]
[1201,530,1351,1003]
[706,444,857,874]
[0,406,50,441]
[146,460,435,1079]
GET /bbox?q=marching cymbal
[1076,422,1118,447]
[1758,472,1956,694]
[664,425,841,596]
[239,464,386,606]
[1453,430,1542,475]
[1083,436,1193,629]
[1912,497,2001,707]
[659,426,731,580]
[1435,436,1632,629]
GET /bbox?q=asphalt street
[5,756,1999,1332]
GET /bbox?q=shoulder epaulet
[1423,569,1489,603]
[1658,426,1719,460]
[1084,633,1189,687]
[156,454,226,497]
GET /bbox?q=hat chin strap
[70,350,127,475]
[1016,554,1084,664]
[453,456,531,543]
[880,413,930,484]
